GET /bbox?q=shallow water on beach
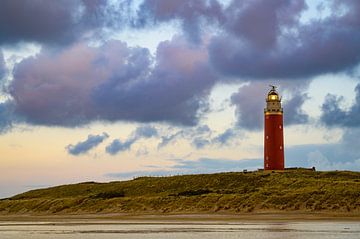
[0,221,359,239]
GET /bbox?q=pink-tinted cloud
[9,37,217,127]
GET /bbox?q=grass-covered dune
[0,170,359,215]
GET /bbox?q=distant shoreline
[1,212,360,222]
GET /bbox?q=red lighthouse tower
[264,85,284,171]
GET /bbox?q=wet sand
[0,212,359,222]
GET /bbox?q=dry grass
[0,170,359,215]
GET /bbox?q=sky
[0,0,360,198]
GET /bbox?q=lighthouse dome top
[267,85,280,102]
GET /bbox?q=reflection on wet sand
[0,221,359,239]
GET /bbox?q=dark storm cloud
[10,37,216,127]
[135,0,224,43]
[106,125,158,155]
[231,83,309,130]
[321,84,360,127]
[0,0,112,45]
[66,132,109,155]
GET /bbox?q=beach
[0,214,359,239]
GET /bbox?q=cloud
[10,37,216,127]
[157,124,239,150]
[156,124,235,150]
[106,125,158,155]
[93,36,216,126]
[157,125,211,149]
[212,128,237,145]
[158,130,184,149]
[10,41,149,126]
[106,139,134,155]
[2,0,360,83]
[231,83,309,130]
[209,0,360,79]
[133,125,158,138]
[2,0,360,133]
[192,128,240,149]
[0,0,116,46]
[321,83,360,127]
[66,132,109,155]
[135,0,225,43]
[283,93,309,125]
[0,101,16,134]
[190,125,212,148]
[224,0,306,49]
[231,83,265,130]
[194,124,211,135]
[192,137,210,149]
[0,51,5,81]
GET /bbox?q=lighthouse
[264,85,284,171]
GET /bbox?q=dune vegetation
[0,170,359,215]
